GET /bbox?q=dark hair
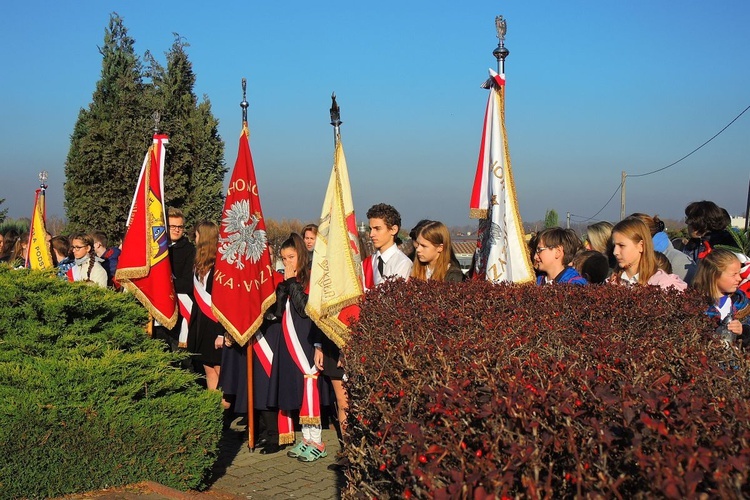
[366,203,402,232]
[409,219,433,241]
[280,233,310,289]
[684,201,730,236]
[49,235,70,266]
[535,227,583,266]
[570,250,609,284]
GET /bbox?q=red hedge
[342,279,750,499]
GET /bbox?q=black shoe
[259,443,283,454]
[256,437,269,447]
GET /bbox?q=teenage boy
[363,203,412,289]
[153,208,196,356]
[533,227,587,286]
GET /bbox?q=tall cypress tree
[65,13,152,241]
[65,18,226,241]
[147,35,226,229]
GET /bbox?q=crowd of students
[529,200,749,349]
[2,198,748,468]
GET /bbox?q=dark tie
[377,256,384,277]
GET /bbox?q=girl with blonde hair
[692,248,749,346]
[187,221,225,392]
[411,221,464,282]
[608,218,686,290]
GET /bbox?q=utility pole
[620,171,627,221]
[566,211,570,229]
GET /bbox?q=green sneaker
[286,440,310,458]
[297,443,328,462]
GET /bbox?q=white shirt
[374,243,412,285]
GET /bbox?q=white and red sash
[253,331,274,377]
[253,329,295,444]
[282,300,320,425]
[66,266,80,283]
[193,274,217,322]
[177,293,193,348]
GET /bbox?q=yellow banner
[28,189,53,270]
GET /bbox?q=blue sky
[1,1,748,231]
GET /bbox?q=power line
[629,104,750,178]
[571,104,750,221]
[569,178,622,223]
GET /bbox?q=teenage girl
[411,221,464,282]
[68,233,108,288]
[608,218,687,291]
[269,233,327,462]
[692,248,750,346]
[187,221,224,391]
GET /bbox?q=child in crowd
[301,223,318,264]
[363,203,412,289]
[533,227,587,285]
[608,218,687,291]
[570,250,609,284]
[406,219,433,261]
[411,221,465,282]
[630,212,696,284]
[269,234,328,462]
[91,230,121,288]
[692,248,750,347]
[67,233,108,288]
[50,235,75,279]
[187,222,225,391]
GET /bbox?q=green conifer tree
[146,35,226,229]
[65,18,226,242]
[64,13,152,241]
[544,209,559,229]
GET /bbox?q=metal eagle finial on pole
[330,92,342,146]
[493,15,510,74]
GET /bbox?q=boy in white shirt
[363,203,412,289]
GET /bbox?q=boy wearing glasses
[533,227,587,286]
[153,208,196,356]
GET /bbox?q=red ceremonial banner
[115,134,177,328]
[212,124,276,346]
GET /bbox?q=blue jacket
[536,266,588,286]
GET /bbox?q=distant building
[452,239,476,275]
[730,215,747,230]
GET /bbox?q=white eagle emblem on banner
[218,199,268,270]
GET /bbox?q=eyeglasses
[71,245,88,250]
[535,246,553,255]
[169,225,185,230]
